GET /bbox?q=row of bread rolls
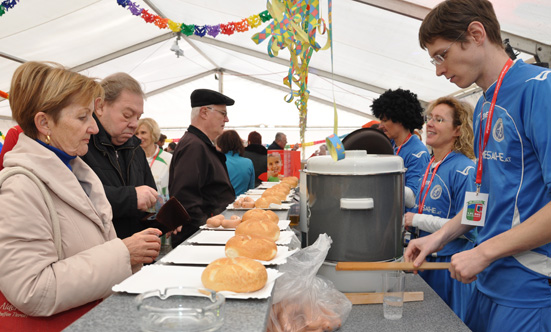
[281,176,299,188]
[201,209,282,293]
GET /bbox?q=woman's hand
[122,228,162,265]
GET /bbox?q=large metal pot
[301,150,404,262]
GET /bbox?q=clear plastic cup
[382,271,406,320]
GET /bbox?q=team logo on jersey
[430,185,442,200]
[413,151,427,158]
[456,166,474,176]
[526,71,550,82]
[492,118,504,142]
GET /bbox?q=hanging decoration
[116,0,271,37]
[252,0,332,152]
[0,0,19,17]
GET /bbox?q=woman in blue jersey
[404,96,476,320]
[371,88,430,209]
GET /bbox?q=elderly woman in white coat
[0,61,162,319]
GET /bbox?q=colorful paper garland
[0,0,19,17]
[116,0,271,37]
[252,0,332,151]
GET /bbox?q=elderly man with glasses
[169,89,236,247]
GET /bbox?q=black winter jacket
[81,114,157,239]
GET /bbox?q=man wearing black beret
[169,89,236,246]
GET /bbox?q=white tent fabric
[1,0,549,155]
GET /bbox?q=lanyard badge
[461,58,513,227]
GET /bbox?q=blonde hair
[137,118,161,143]
[10,61,103,139]
[426,96,474,159]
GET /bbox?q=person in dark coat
[243,131,267,187]
[268,132,287,150]
[82,73,160,239]
[169,89,236,247]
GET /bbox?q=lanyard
[149,147,160,168]
[395,133,412,155]
[475,58,514,191]
[417,151,452,214]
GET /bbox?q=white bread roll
[225,234,277,261]
[201,257,267,293]
[235,219,280,241]
[254,196,281,208]
[242,209,279,224]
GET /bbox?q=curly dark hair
[370,88,425,132]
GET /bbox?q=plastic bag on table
[267,234,352,332]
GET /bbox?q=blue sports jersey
[413,151,476,319]
[393,135,430,196]
[415,151,476,256]
[473,60,551,308]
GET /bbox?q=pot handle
[340,198,374,210]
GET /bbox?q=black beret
[190,89,235,107]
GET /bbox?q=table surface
[64,201,470,332]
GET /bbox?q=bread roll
[254,196,281,208]
[206,214,224,228]
[242,209,279,224]
[235,219,280,241]
[262,190,287,201]
[281,176,298,187]
[201,257,268,293]
[225,234,277,261]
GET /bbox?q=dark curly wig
[370,88,425,132]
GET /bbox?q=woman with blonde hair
[404,96,476,320]
[136,118,172,198]
[0,61,161,330]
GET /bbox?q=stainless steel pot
[301,151,404,262]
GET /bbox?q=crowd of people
[0,1,550,331]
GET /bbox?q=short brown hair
[425,96,474,159]
[10,61,103,139]
[217,130,244,156]
[247,131,262,145]
[101,72,145,104]
[419,0,503,50]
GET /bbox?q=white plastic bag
[267,234,352,332]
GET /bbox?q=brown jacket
[0,134,134,316]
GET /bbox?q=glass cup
[382,271,406,320]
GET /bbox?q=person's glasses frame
[425,114,448,124]
[206,106,228,118]
[430,30,467,66]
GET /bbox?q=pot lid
[306,150,404,175]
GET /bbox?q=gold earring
[45,135,51,145]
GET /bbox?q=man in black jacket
[243,131,267,187]
[82,73,159,239]
[169,89,236,246]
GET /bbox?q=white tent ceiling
[1,0,550,153]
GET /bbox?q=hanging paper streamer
[0,0,19,17]
[0,90,8,99]
[116,0,271,38]
[252,0,332,152]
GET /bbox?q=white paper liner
[200,220,291,231]
[187,230,294,245]
[112,265,282,299]
[160,245,298,266]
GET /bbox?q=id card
[461,191,488,227]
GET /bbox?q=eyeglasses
[430,30,466,66]
[425,114,448,124]
[207,107,228,118]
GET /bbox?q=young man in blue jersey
[371,88,430,210]
[404,0,551,331]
